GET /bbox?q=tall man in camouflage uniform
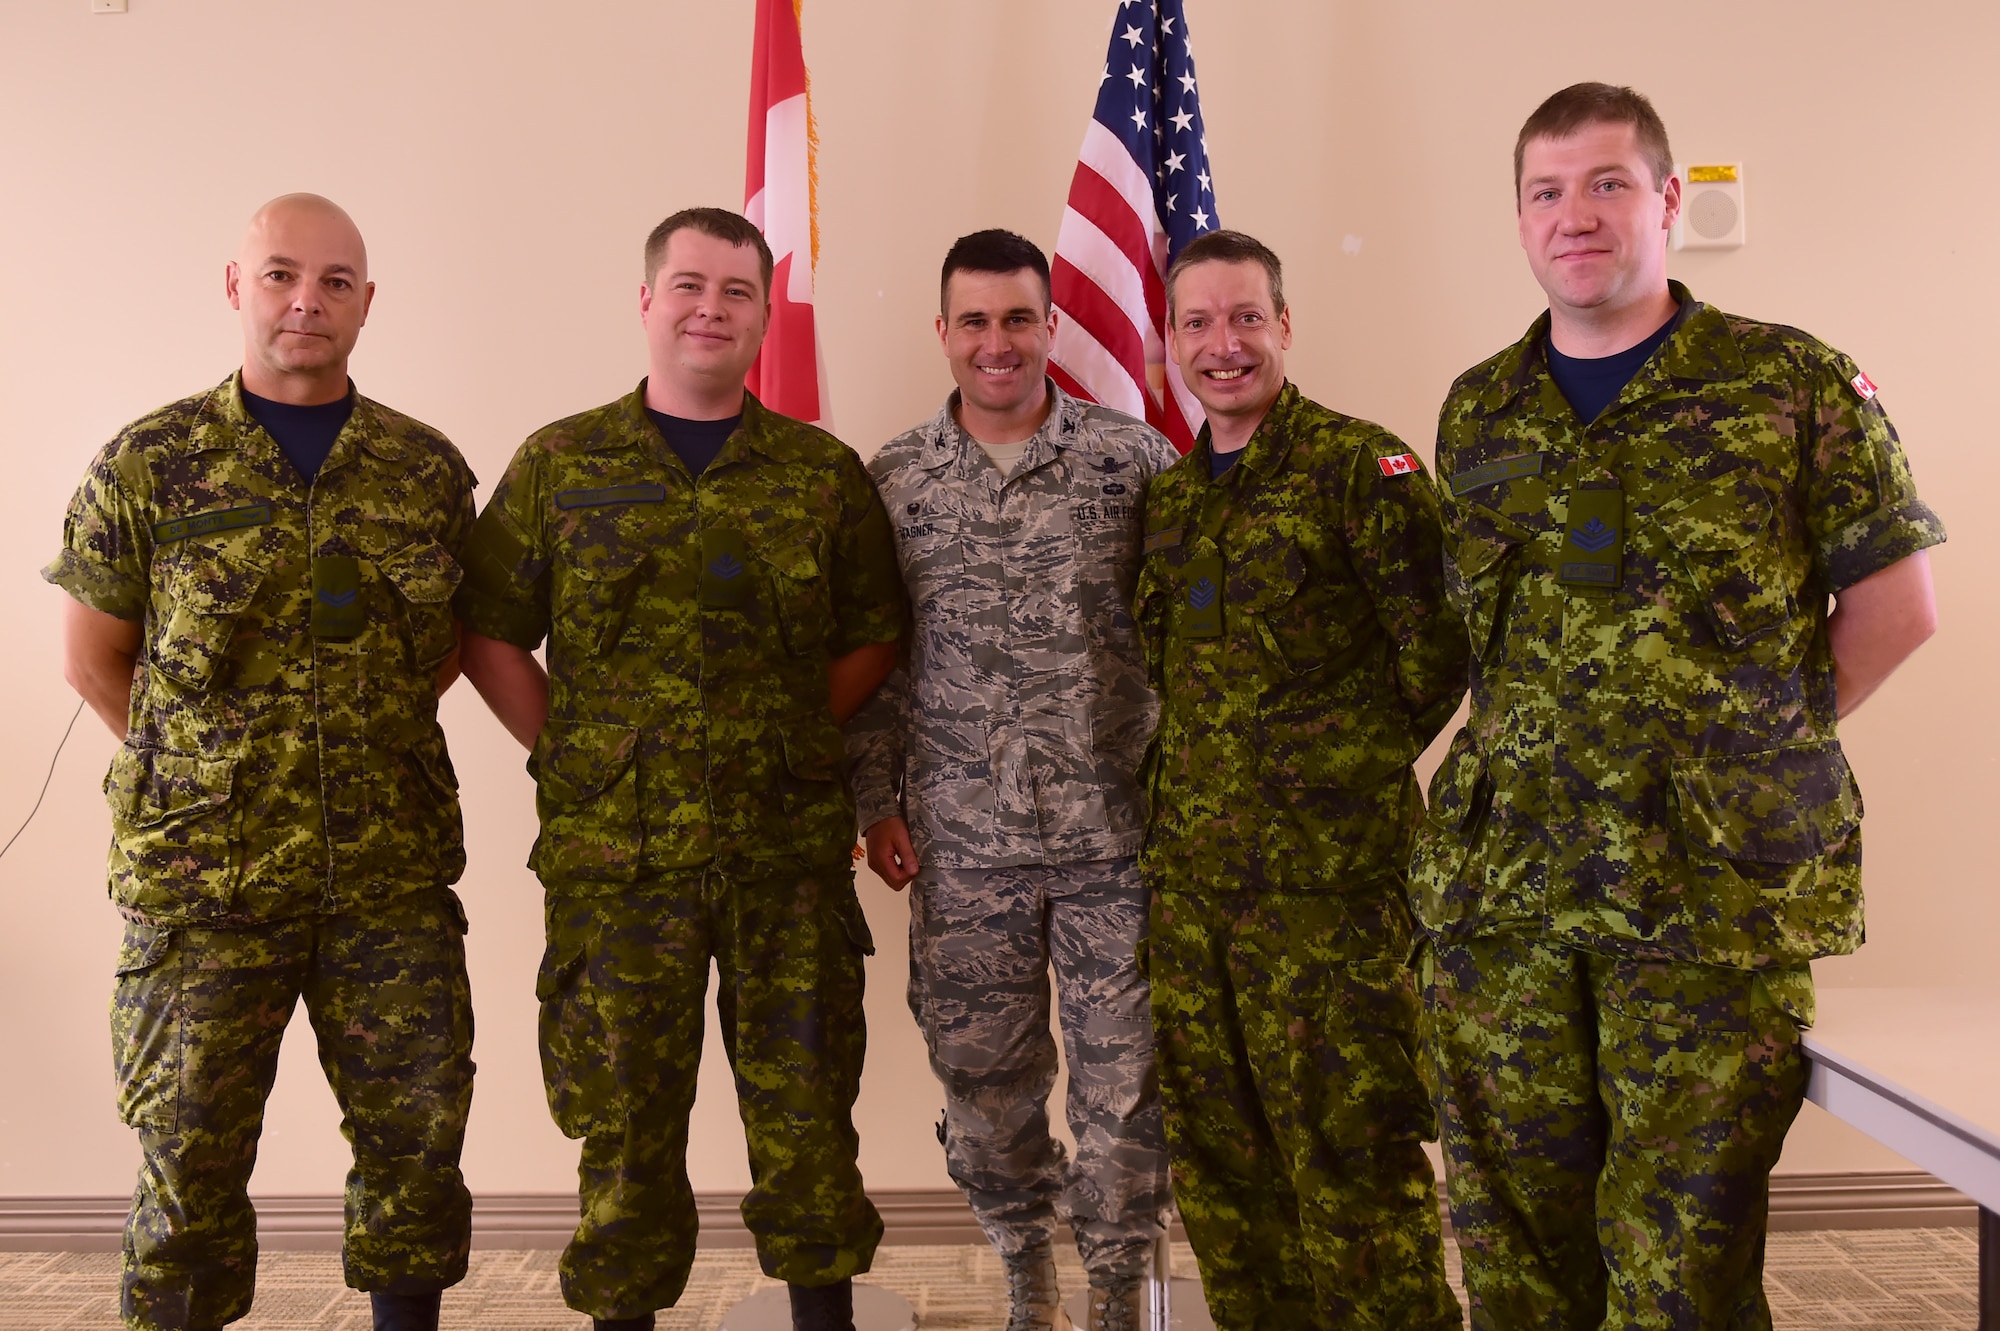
[1413,84,1944,1330]
[1137,229,1467,1330]
[847,230,1178,1331]
[454,207,906,1331]
[48,194,478,1331]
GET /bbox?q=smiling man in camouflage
[1137,229,1467,1330]
[454,208,905,1331]
[847,230,1178,1331]
[1414,84,1944,1329]
[47,194,477,1331]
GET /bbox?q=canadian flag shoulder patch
[1377,453,1421,477]
[1850,371,1879,401]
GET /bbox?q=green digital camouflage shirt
[453,385,908,890]
[43,373,477,925]
[1409,283,1947,969]
[1135,383,1468,894]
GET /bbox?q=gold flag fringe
[795,0,821,274]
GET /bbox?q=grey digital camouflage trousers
[1425,934,1812,1331]
[111,891,475,1331]
[537,868,883,1321]
[907,858,1170,1277]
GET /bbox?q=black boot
[592,1318,655,1331]
[788,1278,854,1331]
[370,1291,442,1331]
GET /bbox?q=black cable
[0,698,87,863]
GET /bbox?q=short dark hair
[1165,229,1285,319]
[644,207,775,296]
[1514,82,1674,197]
[939,229,1051,315]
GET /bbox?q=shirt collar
[915,377,1080,479]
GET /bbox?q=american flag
[1049,0,1218,454]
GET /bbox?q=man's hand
[864,816,920,891]
[1829,549,1938,718]
[61,596,141,739]
[459,629,551,750]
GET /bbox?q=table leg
[1983,1206,1999,1331]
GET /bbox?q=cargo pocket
[1670,741,1861,900]
[832,880,877,958]
[1302,956,1434,1147]
[378,536,464,671]
[151,550,267,689]
[111,922,182,1132]
[534,943,615,1138]
[529,720,641,883]
[761,539,833,656]
[1656,471,1796,650]
[1410,729,1492,935]
[104,744,242,910]
[1445,507,1531,662]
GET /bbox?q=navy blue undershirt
[1546,305,1680,425]
[241,386,354,483]
[1210,446,1244,480]
[645,407,741,478]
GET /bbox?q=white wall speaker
[1671,163,1746,250]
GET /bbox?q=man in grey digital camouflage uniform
[847,230,1179,1331]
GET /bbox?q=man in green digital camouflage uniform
[47,195,477,1331]
[1412,84,1944,1330]
[1136,229,1468,1330]
[454,208,906,1331]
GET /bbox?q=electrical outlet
[92,0,129,12]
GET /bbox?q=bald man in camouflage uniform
[48,195,476,1331]
[1136,230,1467,1330]
[848,231,1177,1331]
[1414,85,1944,1330]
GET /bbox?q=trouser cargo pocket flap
[112,920,180,1131]
[534,944,585,1003]
[1671,741,1860,863]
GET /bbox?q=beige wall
[2,1,1993,1201]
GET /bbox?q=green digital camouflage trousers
[1424,934,1813,1331]
[537,868,883,1320]
[111,892,475,1331]
[1149,885,1460,1331]
[907,858,1170,1278]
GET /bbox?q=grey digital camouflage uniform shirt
[846,383,1181,868]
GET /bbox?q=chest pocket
[555,545,646,657]
[1445,505,1534,661]
[378,536,463,671]
[760,535,833,656]
[150,550,268,690]
[1232,536,1349,681]
[1654,471,1796,650]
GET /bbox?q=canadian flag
[1378,453,1421,477]
[743,0,828,427]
